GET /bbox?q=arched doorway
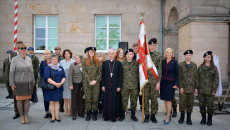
[165,7,179,60]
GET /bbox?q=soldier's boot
[150,114,157,123]
[9,90,13,99]
[187,112,192,125]
[92,110,97,121]
[118,110,125,121]
[144,114,149,123]
[200,113,206,125]
[85,111,91,121]
[207,114,212,126]
[5,90,11,99]
[178,113,185,124]
[172,108,177,117]
[131,110,138,122]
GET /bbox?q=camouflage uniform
[144,51,162,115]
[82,61,101,111]
[3,57,11,93]
[179,61,198,113]
[121,59,139,111]
[29,55,39,84]
[58,55,64,62]
[198,65,219,115]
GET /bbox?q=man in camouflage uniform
[82,47,101,121]
[178,50,198,125]
[54,46,65,112]
[27,47,39,85]
[198,51,219,126]
[3,50,13,99]
[121,49,139,122]
[144,38,162,123]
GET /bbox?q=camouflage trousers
[121,88,138,111]
[144,83,158,115]
[198,93,214,115]
[84,84,100,111]
[179,92,194,113]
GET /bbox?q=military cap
[183,50,193,55]
[84,47,89,53]
[27,47,34,51]
[7,50,13,53]
[203,51,212,57]
[125,49,134,55]
[54,46,61,50]
[148,38,157,45]
[88,47,96,51]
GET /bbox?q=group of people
[3,38,219,126]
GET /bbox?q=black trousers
[71,83,84,117]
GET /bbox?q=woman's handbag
[38,67,56,90]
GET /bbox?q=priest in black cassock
[101,49,123,122]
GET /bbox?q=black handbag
[38,67,56,90]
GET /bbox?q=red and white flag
[14,0,18,51]
[137,20,158,94]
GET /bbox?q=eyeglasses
[19,47,27,50]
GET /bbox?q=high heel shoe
[50,119,55,123]
[56,118,61,122]
[24,116,30,124]
[164,120,170,125]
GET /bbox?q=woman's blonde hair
[44,50,51,55]
[98,52,106,62]
[163,48,174,59]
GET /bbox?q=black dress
[101,60,123,120]
[160,59,179,101]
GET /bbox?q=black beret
[125,49,134,55]
[203,51,212,57]
[88,47,96,52]
[148,38,157,45]
[183,50,193,55]
[84,47,89,53]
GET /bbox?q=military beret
[88,47,96,52]
[27,47,34,51]
[84,47,89,53]
[148,38,157,45]
[183,50,193,55]
[125,49,134,55]
[7,50,13,53]
[203,51,212,57]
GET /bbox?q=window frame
[33,15,58,53]
[95,15,121,53]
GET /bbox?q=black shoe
[50,120,55,123]
[140,105,142,110]
[178,113,185,124]
[5,95,11,99]
[56,118,61,122]
[13,114,20,119]
[187,112,192,125]
[104,118,109,121]
[72,117,76,120]
[44,113,50,118]
[59,107,64,112]
[85,110,91,121]
[112,119,116,122]
[200,113,206,125]
[207,114,212,126]
[118,110,125,121]
[92,110,98,121]
[49,113,52,118]
[150,114,157,123]
[172,108,177,117]
[131,110,138,122]
[144,114,149,123]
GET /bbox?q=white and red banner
[14,0,18,51]
[137,20,158,94]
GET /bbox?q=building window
[95,16,121,52]
[34,15,58,52]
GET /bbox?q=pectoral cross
[110,73,113,77]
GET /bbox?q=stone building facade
[0,0,229,83]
